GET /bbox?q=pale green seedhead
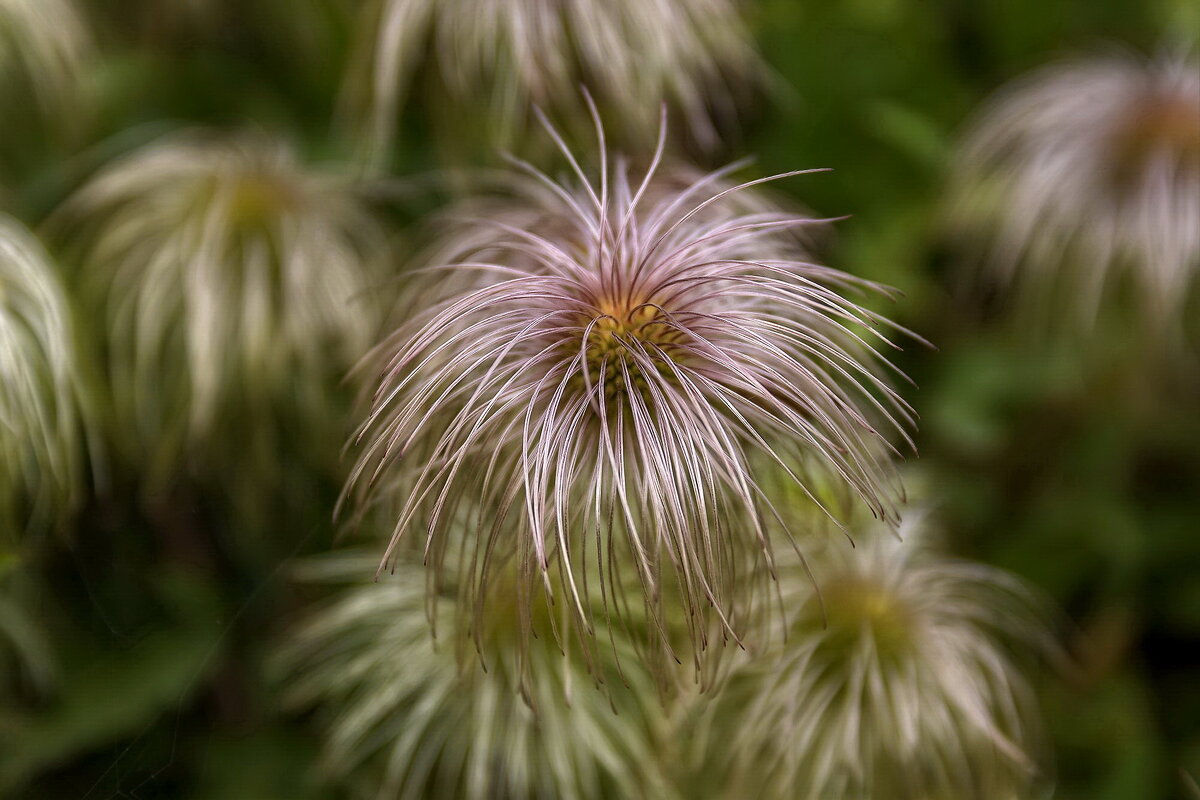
[696,515,1050,800]
[278,553,678,800]
[63,132,387,475]
[0,0,90,121]
[0,216,82,538]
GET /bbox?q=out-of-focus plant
[0,0,92,185]
[57,131,389,490]
[0,216,83,708]
[343,0,761,164]
[276,551,677,800]
[949,48,1200,335]
[691,512,1051,800]
[342,111,917,685]
[0,0,91,123]
[0,574,56,695]
[0,215,84,539]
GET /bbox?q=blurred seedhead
[0,215,83,542]
[277,552,677,800]
[343,0,762,165]
[949,48,1200,339]
[0,0,91,121]
[0,216,78,706]
[59,131,388,493]
[693,512,1051,800]
[343,109,917,690]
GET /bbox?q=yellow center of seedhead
[812,576,914,662]
[225,172,296,230]
[578,297,688,401]
[1110,92,1200,186]
[442,563,560,677]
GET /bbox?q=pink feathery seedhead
[952,48,1200,329]
[346,109,917,680]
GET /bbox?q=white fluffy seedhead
[346,112,916,686]
[278,554,678,800]
[346,0,761,161]
[697,516,1049,800]
[63,131,387,470]
[951,48,1200,331]
[0,215,82,536]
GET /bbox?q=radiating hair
[61,131,387,471]
[345,0,760,162]
[0,215,83,535]
[277,553,678,800]
[950,48,1200,330]
[694,514,1049,800]
[345,111,916,684]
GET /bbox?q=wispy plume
[0,215,83,535]
[61,131,387,470]
[695,514,1049,800]
[951,48,1200,330]
[345,110,916,682]
[345,0,760,162]
[278,553,677,800]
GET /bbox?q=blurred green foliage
[0,0,1197,798]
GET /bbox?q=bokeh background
[1,0,1197,798]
